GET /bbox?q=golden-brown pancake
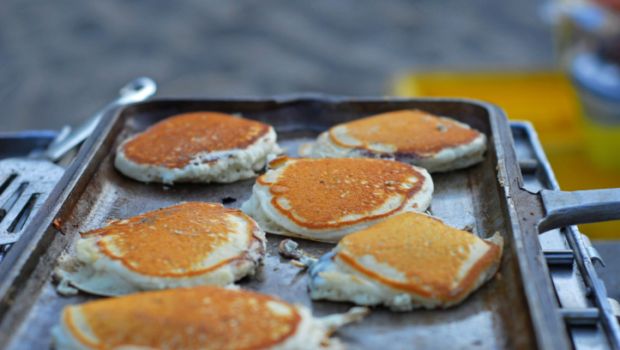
[300,109,486,172]
[115,112,281,183]
[52,286,366,350]
[241,157,433,242]
[55,202,266,296]
[309,212,502,310]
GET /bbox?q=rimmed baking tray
[0,96,588,349]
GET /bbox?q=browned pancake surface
[336,212,500,301]
[122,112,270,168]
[63,286,301,349]
[329,109,480,156]
[258,158,426,229]
[82,202,255,277]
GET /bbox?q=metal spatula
[0,77,157,247]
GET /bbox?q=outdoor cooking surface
[0,99,545,349]
[9,148,518,349]
[2,2,619,349]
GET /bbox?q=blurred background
[0,0,619,285]
[0,0,554,130]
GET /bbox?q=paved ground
[1,0,617,305]
[1,0,553,131]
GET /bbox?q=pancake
[55,202,266,296]
[115,111,281,184]
[52,286,367,350]
[308,212,503,310]
[241,157,433,242]
[299,109,487,172]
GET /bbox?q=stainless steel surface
[562,308,602,325]
[0,132,59,257]
[45,126,71,152]
[0,160,64,246]
[0,97,566,350]
[0,78,157,248]
[544,250,575,265]
[609,299,620,318]
[538,189,620,234]
[1,114,616,348]
[581,234,605,267]
[511,121,620,350]
[0,160,63,245]
[43,77,157,162]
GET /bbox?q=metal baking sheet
[0,97,570,349]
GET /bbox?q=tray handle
[538,188,620,233]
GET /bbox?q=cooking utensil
[0,97,617,349]
[0,77,157,246]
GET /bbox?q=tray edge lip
[484,103,571,350]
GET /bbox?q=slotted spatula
[0,77,157,247]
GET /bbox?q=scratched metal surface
[0,98,551,349]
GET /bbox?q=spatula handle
[43,77,157,162]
